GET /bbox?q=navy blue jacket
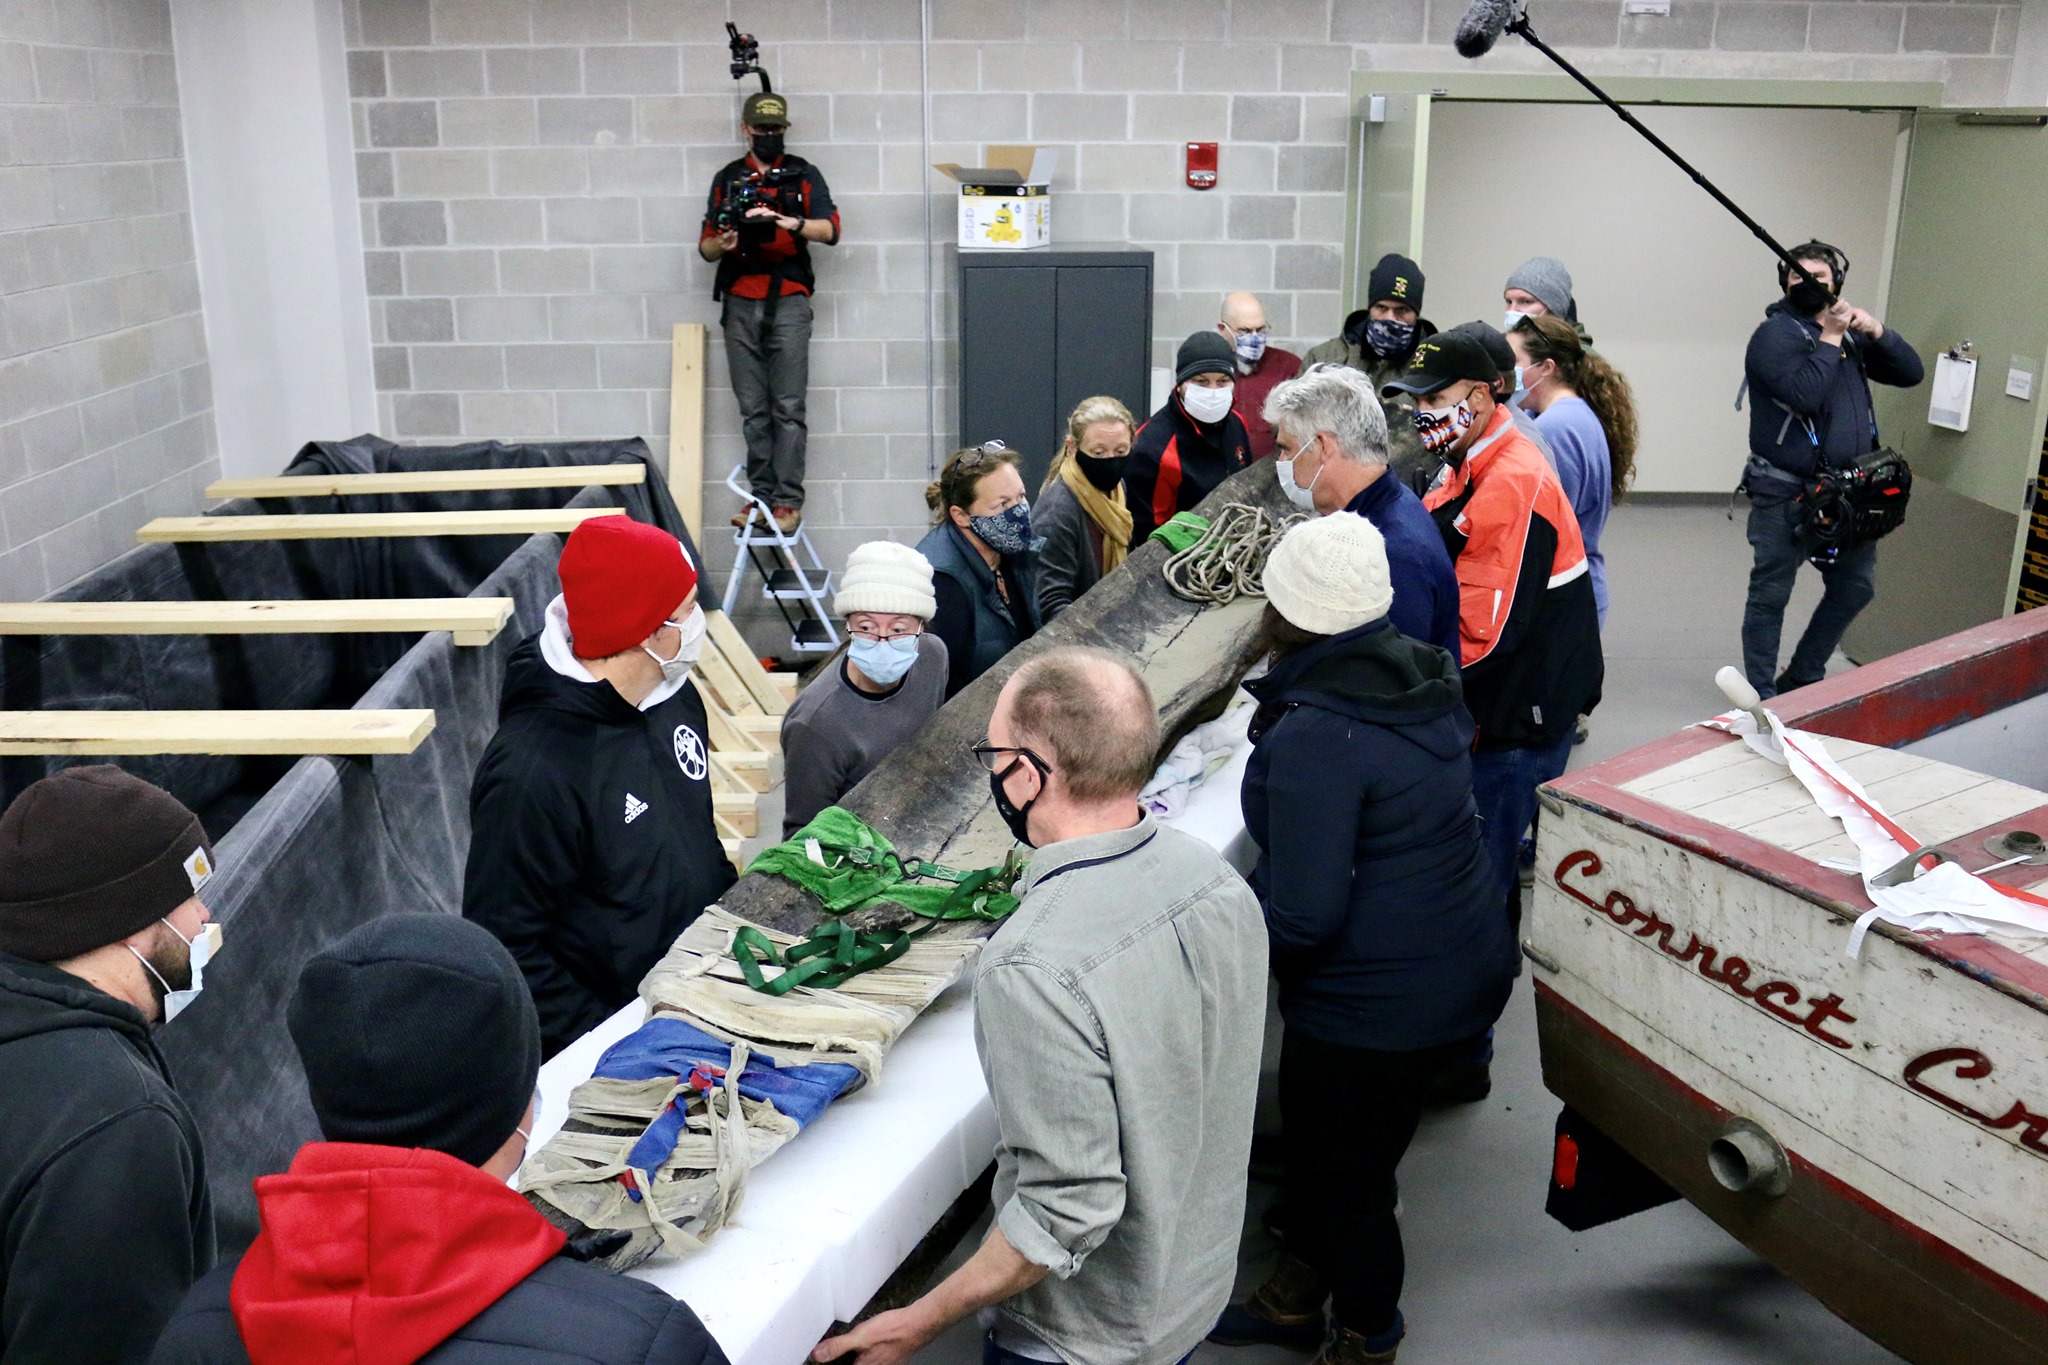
[1342,476,1459,659]
[150,1252,726,1365]
[1745,298,1924,479]
[917,519,1040,699]
[1241,622,1515,1051]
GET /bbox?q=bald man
[815,648,1266,1365]
[1219,292,1302,460]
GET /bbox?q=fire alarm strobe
[1186,142,1218,190]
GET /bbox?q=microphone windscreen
[1453,0,1516,57]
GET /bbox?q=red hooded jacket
[229,1144,565,1365]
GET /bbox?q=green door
[1846,111,2048,662]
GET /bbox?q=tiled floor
[917,501,1905,1364]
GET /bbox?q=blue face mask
[848,634,919,687]
[969,501,1038,557]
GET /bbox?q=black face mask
[1076,453,1129,492]
[1786,276,1836,316]
[750,131,785,161]
[989,758,1041,847]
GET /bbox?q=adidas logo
[623,793,649,825]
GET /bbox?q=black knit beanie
[1175,330,1237,384]
[1367,253,1425,314]
[0,765,215,962]
[288,914,540,1167]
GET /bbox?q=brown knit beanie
[0,766,216,962]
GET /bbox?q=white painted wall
[1421,103,1904,494]
[171,0,374,479]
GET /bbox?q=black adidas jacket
[0,953,214,1364]
[463,619,735,1059]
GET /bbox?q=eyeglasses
[1225,324,1271,337]
[970,740,1051,775]
[849,625,922,643]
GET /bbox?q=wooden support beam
[0,709,436,755]
[705,610,790,716]
[206,463,647,500]
[668,322,707,550]
[0,598,516,647]
[733,713,780,748]
[137,508,623,543]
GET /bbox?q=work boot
[731,504,760,529]
[1207,1253,1326,1350]
[1313,1325,1401,1365]
[773,506,802,535]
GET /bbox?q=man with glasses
[815,648,1266,1365]
[1218,292,1301,461]
[1382,335,1602,936]
[463,516,734,1059]
[779,542,948,836]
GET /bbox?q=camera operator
[1739,240,1922,699]
[699,91,840,536]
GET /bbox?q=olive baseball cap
[743,92,789,127]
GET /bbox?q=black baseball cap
[1380,333,1497,398]
[742,92,789,127]
[1444,320,1516,378]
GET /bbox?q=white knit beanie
[834,541,937,620]
[1262,512,1393,636]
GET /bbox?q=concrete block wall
[0,0,217,598]
[338,0,2014,644]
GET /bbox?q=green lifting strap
[744,806,1022,922]
[730,919,933,996]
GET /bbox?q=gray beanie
[1506,257,1573,318]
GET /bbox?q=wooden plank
[668,322,707,549]
[698,687,764,755]
[206,463,646,500]
[138,508,624,543]
[693,644,763,717]
[704,609,789,716]
[0,709,435,755]
[733,713,780,748]
[0,598,515,647]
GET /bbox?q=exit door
[1845,111,2048,662]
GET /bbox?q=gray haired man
[813,647,1267,1365]
[1264,366,1460,657]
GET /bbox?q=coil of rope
[1162,503,1304,606]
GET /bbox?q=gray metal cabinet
[957,244,1154,490]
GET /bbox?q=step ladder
[717,465,840,656]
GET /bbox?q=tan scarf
[1055,449,1131,574]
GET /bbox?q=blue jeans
[1741,492,1876,699]
[1472,735,1575,933]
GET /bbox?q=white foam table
[531,735,1259,1365]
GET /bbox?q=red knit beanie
[557,517,698,660]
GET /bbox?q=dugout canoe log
[716,458,1289,937]
[1530,606,2048,1365]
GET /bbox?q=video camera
[713,165,804,236]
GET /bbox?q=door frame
[1341,72,1943,317]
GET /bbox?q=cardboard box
[932,145,1057,250]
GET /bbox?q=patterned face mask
[969,501,1036,556]
[1413,397,1476,455]
[1364,317,1416,357]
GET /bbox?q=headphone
[1777,241,1850,295]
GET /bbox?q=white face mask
[1503,309,1534,332]
[1182,381,1235,424]
[130,919,221,1023]
[643,607,705,686]
[1275,434,1323,511]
